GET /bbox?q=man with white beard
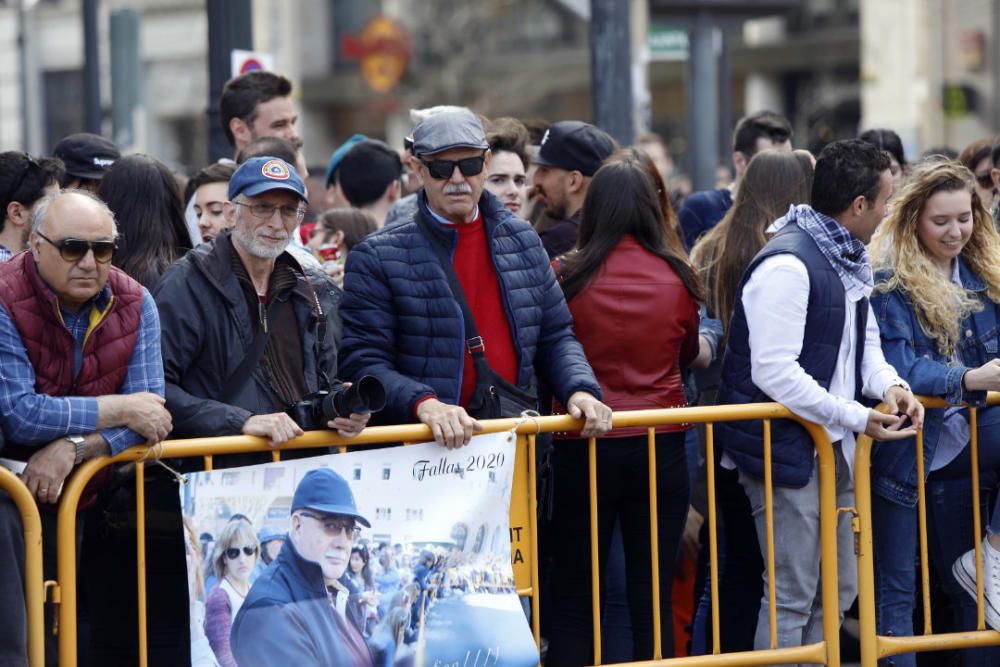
[154,157,368,457]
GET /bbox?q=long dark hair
[690,149,813,333]
[350,545,375,590]
[98,154,190,286]
[560,149,700,302]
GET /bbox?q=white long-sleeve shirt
[725,254,907,475]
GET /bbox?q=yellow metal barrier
[855,394,1000,665]
[51,405,841,667]
[0,466,46,666]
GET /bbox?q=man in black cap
[531,120,616,258]
[51,133,120,192]
[231,468,375,667]
[339,107,610,449]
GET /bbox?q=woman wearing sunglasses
[869,159,1000,664]
[958,137,998,220]
[205,520,259,667]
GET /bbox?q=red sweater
[444,212,519,407]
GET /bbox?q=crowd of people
[0,65,999,667]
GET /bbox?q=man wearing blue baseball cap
[153,157,370,455]
[232,468,375,666]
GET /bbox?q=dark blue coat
[231,538,380,667]
[717,223,862,488]
[338,190,600,424]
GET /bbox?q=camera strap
[220,317,271,405]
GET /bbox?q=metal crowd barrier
[854,393,1000,666]
[47,405,841,667]
[0,466,45,666]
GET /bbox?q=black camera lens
[324,375,387,418]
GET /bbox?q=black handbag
[415,214,537,419]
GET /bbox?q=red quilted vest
[0,252,145,507]
[0,252,143,396]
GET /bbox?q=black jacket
[230,538,376,667]
[152,232,341,439]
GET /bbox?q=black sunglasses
[225,545,257,560]
[36,231,117,264]
[420,154,486,180]
[976,172,994,189]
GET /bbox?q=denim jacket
[870,258,998,506]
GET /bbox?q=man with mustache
[340,108,610,448]
[154,157,369,452]
[231,468,375,666]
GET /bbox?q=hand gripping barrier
[49,405,841,667]
[854,393,1000,666]
[0,466,45,666]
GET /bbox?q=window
[382,465,391,480]
[376,507,392,520]
[353,465,362,481]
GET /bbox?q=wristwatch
[67,435,85,466]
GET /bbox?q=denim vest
[869,258,998,507]
[717,224,864,488]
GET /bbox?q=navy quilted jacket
[338,190,601,424]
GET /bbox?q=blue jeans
[872,409,1000,666]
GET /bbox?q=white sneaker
[952,537,1000,630]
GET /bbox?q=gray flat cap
[411,108,489,156]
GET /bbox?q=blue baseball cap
[325,134,368,188]
[229,156,308,203]
[292,468,370,527]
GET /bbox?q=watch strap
[68,435,85,465]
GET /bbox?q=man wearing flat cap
[232,468,375,666]
[531,120,616,258]
[339,108,611,448]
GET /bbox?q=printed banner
[180,432,538,667]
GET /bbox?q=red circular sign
[239,58,264,74]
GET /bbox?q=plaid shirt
[0,246,12,263]
[0,288,164,454]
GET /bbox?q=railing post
[0,469,45,667]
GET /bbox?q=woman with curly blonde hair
[869,158,1000,664]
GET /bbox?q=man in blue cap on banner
[231,467,376,666]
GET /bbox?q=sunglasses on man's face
[225,545,257,560]
[976,172,995,190]
[420,154,486,180]
[35,231,117,264]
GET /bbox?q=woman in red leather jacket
[545,149,701,665]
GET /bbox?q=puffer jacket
[339,190,601,424]
[152,231,341,439]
